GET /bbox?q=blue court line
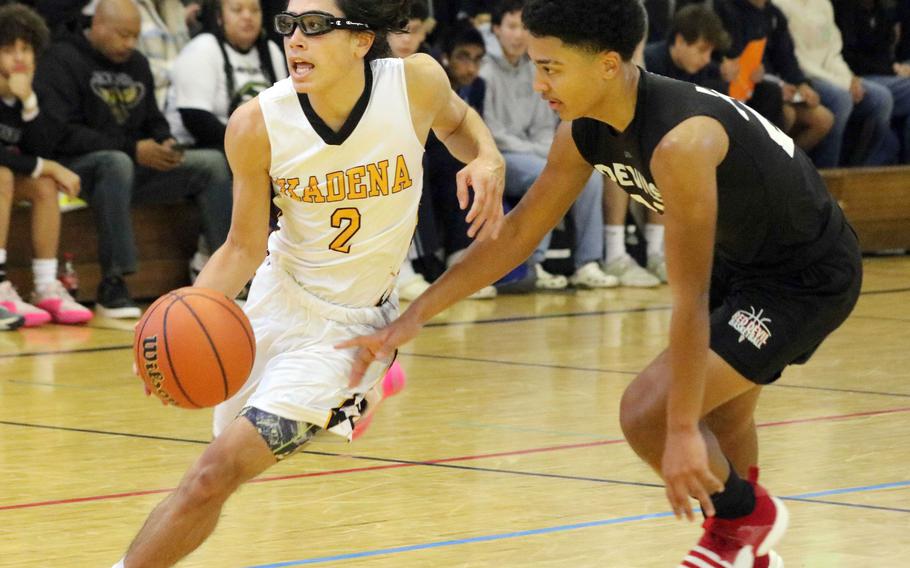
[245,511,675,568]
[245,481,910,567]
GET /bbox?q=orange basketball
[134,287,255,408]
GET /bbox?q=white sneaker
[569,261,619,289]
[31,280,93,324]
[647,255,668,283]
[534,264,568,290]
[603,254,660,288]
[468,285,497,299]
[396,273,431,301]
[0,280,51,327]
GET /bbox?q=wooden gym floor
[0,255,908,567]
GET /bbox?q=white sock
[33,258,58,289]
[112,560,125,568]
[604,225,626,265]
[644,223,665,260]
[0,248,7,264]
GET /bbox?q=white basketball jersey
[258,58,424,307]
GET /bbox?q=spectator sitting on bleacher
[165,0,286,153]
[776,0,897,166]
[388,0,432,59]
[385,0,440,300]
[35,0,233,318]
[0,3,92,329]
[427,21,499,299]
[481,0,616,290]
[647,5,790,136]
[645,5,730,92]
[835,0,910,164]
[716,0,835,166]
[131,0,190,108]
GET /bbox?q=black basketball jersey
[572,70,844,272]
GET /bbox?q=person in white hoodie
[480,0,617,290]
[775,0,897,165]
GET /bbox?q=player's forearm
[194,239,265,299]
[440,105,499,165]
[666,301,711,431]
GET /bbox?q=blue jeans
[812,77,896,166]
[503,151,603,268]
[866,74,910,163]
[63,149,233,278]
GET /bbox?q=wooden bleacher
[4,166,909,303]
[6,202,201,303]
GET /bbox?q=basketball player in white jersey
[113,1,504,565]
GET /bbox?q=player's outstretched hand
[457,154,505,241]
[335,313,424,388]
[662,428,724,521]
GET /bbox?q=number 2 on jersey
[329,208,361,253]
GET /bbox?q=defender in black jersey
[343,1,861,566]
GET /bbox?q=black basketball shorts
[709,226,863,385]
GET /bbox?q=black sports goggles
[274,11,372,37]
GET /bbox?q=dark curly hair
[0,3,50,54]
[522,0,645,61]
[335,0,412,60]
[492,0,526,27]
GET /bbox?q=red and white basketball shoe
[678,468,789,568]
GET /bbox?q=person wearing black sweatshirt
[715,0,835,166]
[35,0,233,318]
[0,2,92,330]
[834,0,910,163]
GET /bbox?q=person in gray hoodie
[480,0,616,290]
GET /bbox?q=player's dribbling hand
[662,428,723,521]
[457,153,505,241]
[335,314,424,388]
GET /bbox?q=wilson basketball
[134,287,255,408]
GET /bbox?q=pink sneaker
[678,468,789,568]
[31,281,93,324]
[0,280,51,327]
[352,360,407,440]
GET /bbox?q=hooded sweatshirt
[35,29,172,159]
[479,49,556,158]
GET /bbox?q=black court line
[4,419,904,519]
[0,419,660,489]
[424,305,672,328]
[860,286,910,296]
[785,496,910,514]
[4,345,909,400]
[852,315,910,323]
[0,344,130,359]
[402,352,638,375]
